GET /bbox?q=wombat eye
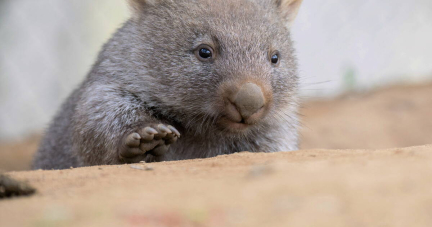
[195,44,214,62]
[270,51,280,65]
[199,48,212,58]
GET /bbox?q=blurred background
[0,0,431,171]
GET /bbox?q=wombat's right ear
[274,0,303,28]
[127,0,157,18]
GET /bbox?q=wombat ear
[274,0,303,28]
[127,0,158,18]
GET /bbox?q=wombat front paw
[119,124,180,163]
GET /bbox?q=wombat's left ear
[127,0,158,19]
[274,0,303,28]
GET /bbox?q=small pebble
[145,166,154,171]
[247,165,273,178]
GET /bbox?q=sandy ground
[1,146,432,227]
[0,84,431,226]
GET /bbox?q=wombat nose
[233,83,265,119]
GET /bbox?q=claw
[144,127,158,135]
[140,127,157,141]
[131,133,141,140]
[125,133,141,147]
[168,125,180,137]
[158,124,172,134]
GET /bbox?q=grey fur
[33,0,302,170]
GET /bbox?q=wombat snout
[224,82,268,126]
[232,83,265,118]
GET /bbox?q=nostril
[226,100,243,123]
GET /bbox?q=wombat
[33,0,303,170]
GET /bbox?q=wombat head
[123,0,302,135]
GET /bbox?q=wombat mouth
[218,109,266,132]
[218,117,251,131]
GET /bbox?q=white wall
[1,0,432,140]
[292,0,432,97]
[0,0,129,140]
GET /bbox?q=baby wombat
[33,0,303,170]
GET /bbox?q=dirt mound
[300,84,432,149]
[1,145,432,227]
